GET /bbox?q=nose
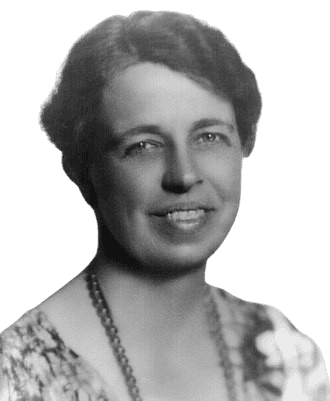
[162,147,203,193]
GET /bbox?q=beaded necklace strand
[86,270,237,401]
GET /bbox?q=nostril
[162,163,203,193]
[161,148,204,193]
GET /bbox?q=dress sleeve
[214,288,287,400]
[256,306,330,401]
[0,310,116,401]
[222,289,330,401]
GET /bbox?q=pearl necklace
[86,270,237,401]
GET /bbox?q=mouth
[166,209,206,222]
[152,202,213,215]
[151,203,214,232]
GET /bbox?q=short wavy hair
[40,11,262,207]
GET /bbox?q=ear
[79,164,98,210]
[79,180,98,210]
[62,153,97,210]
[242,124,257,157]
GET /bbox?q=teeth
[167,209,205,221]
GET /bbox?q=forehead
[102,62,236,132]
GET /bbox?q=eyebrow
[116,125,163,139]
[116,118,235,139]
[191,118,235,132]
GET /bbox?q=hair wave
[40,11,262,206]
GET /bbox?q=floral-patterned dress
[0,287,329,401]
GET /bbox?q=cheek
[199,152,242,198]
[92,159,159,213]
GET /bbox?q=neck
[96,252,206,315]
[90,221,211,355]
[85,257,234,401]
[88,250,208,348]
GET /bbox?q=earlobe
[242,125,257,157]
[79,166,98,210]
[80,180,98,210]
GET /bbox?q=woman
[0,10,329,401]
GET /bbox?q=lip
[149,202,215,235]
[150,202,215,217]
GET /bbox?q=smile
[166,209,205,222]
[151,203,214,234]
[163,209,207,232]
[152,201,214,216]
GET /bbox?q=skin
[40,63,329,400]
[45,62,245,400]
[90,62,244,278]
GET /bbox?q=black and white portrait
[1,2,329,401]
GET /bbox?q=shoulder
[0,272,88,370]
[211,286,285,361]
[0,308,77,400]
[212,286,330,400]
[211,287,286,398]
[0,274,116,401]
[0,308,69,368]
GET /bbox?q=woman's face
[91,63,243,275]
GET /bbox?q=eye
[125,140,163,156]
[202,133,219,142]
[196,132,231,146]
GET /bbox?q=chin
[128,240,221,281]
[130,257,206,281]
[98,214,229,280]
